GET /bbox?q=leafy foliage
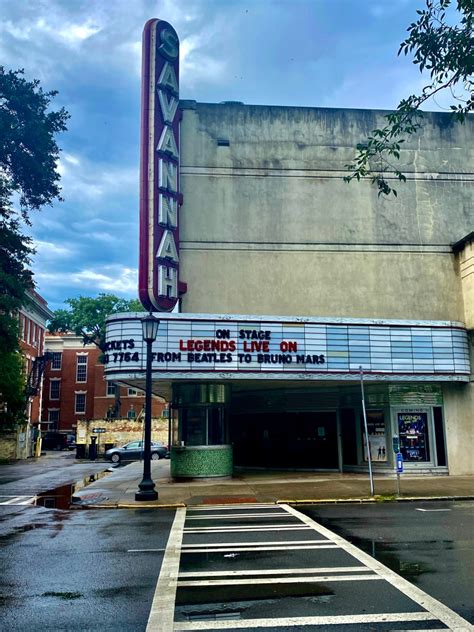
[344,0,473,196]
[0,67,68,428]
[48,293,145,350]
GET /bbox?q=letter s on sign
[159,27,179,60]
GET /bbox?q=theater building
[104,19,473,479]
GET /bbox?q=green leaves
[0,67,69,428]
[345,0,473,197]
[48,294,145,351]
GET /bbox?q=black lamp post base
[135,488,159,501]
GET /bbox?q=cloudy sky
[2,0,446,311]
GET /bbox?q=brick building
[0,290,53,460]
[42,334,165,436]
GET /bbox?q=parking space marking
[281,504,471,631]
[179,566,371,577]
[146,508,186,632]
[173,611,439,630]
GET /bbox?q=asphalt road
[0,506,175,631]
[300,501,474,625]
[0,455,472,631]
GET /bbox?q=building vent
[217,138,230,147]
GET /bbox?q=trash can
[76,444,86,459]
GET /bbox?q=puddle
[176,582,334,606]
[34,470,110,510]
[175,592,334,622]
[304,515,438,584]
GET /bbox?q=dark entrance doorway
[232,410,339,469]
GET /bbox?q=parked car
[104,441,168,463]
[42,432,76,451]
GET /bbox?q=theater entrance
[232,410,339,469]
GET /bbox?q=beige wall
[443,383,474,475]
[181,250,463,321]
[456,238,474,329]
[179,103,473,321]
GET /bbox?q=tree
[344,0,473,196]
[48,293,145,350]
[0,67,69,428]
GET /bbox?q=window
[107,382,116,396]
[51,352,62,370]
[48,410,60,429]
[76,355,88,382]
[50,379,60,400]
[128,388,137,396]
[75,393,86,414]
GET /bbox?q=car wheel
[111,453,120,463]
[151,452,160,461]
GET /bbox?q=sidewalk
[72,460,474,508]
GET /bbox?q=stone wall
[76,417,169,453]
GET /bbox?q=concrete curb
[277,495,474,505]
[71,495,474,509]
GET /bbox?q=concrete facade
[176,102,473,475]
[106,100,472,477]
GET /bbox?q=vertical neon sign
[139,19,186,311]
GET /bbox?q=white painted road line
[186,512,288,519]
[181,544,339,553]
[173,611,439,630]
[181,539,329,548]
[178,566,371,577]
[178,574,381,587]
[281,504,472,631]
[146,508,186,632]
[416,508,452,512]
[128,548,166,553]
[187,504,274,511]
[184,525,310,533]
[0,496,35,505]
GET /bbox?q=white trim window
[51,352,62,370]
[49,379,61,400]
[107,382,116,397]
[48,409,60,429]
[128,388,137,396]
[75,392,86,414]
[76,354,88,383]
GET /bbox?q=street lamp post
[135,313,159,501]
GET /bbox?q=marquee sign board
[103,314,471,381]
[139,19,186,312]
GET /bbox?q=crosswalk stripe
[181,544,339,553]
[173,612,439,630]
[178,574,381,587]
[186,512,288,519]
[178,566,371,577]
[181,539,329,548]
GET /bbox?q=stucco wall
[179,102,472,320]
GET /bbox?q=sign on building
[139,19,186,312]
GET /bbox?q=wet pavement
[0,506,175,631]
[146,503,472,630]
[300,501,474,626]
[68,459,474,508]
